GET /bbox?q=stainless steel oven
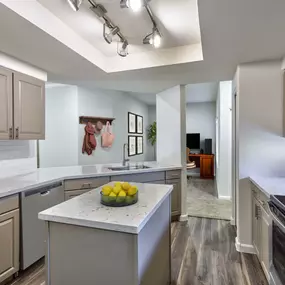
[269,196,285,285]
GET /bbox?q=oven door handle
[269,205,285,234]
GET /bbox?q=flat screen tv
[187,133,200,149]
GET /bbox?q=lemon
[128,186,138,196]
[115,182,122,188]
[113,186,121,195]
[126,196,134,204]
[109,192,117,201]
[118,190,126,197]
[122,182,131,192]
[102,186,112,196]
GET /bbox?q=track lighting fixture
[103,24,120,44]
[117,40,129,57]
[143,28,161,48]
[66,0,82,11]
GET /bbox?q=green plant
[147,122,157,146]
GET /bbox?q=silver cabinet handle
[9,127,13,139]
[81,182,92,189]
[40,190,50,196]
[16,127,19,139]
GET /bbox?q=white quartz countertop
[250,176,285,197]
[38,182,173,234]
[0,162,181,199]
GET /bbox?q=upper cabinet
[0,66,45,140]
[0,67,13,140]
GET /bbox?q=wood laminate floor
[5,218,267,285]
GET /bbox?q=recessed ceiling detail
[1,0,203,72]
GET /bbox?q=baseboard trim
[179,214,188,222]
[218,195,231,200]
[235,237,256,254]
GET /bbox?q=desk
[188,154,214,179]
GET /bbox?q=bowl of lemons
[100,182,138,207]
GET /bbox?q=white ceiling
[37,0,201,57]
[128,82,219,105]
[0,0,285,93]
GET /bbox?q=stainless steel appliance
[268,195,285,285]
[20,182,64,270]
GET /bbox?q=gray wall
[78,87,153,165]
[186,102,216,153]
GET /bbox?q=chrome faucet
[123,143,130,166]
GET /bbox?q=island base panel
[45,197,171,285]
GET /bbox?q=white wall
[186,102,216,153]
[236,60,284,251]
[156,85,187,220]
[39,85,79,167]
[216,81,232,199]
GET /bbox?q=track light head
[66,0,82,11]
[117,40,129,57]
[103,24,120,44]
[120,0,151,12]
[143,28,161,48]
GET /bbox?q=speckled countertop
[250,176,285,197]
[38,182,173,234]
[0,162,181,199]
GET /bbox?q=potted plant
[147,122,156,159]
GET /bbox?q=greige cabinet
[0,196,20,283]
[0,67,13,140]
[0,65,45,140]
[13,72,45,140]
[166,179,181,217]
[65,189,91,201]
[251,183,270,282]
[252,196,261,257]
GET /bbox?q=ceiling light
[128,0,143,12]
[66,0,82,11]
[117,40,129,57]
[103,24,120,44]
[143,28,162,48]
[152,30,161,48]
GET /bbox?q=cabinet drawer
[64,177,110,191]
[65,189,90,201]
[0,195,19,215]
[111,172,165,183]
[166,170,181,180]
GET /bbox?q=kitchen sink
[108,165,151,171]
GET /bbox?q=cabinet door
[260,207,270,281]
[0,67,13,140]
[252,197,261,257]
[166,179,181,217]
[65,189,91,201]
[0,209,19,283]
[13,72,45,140]
[201,157,213,178]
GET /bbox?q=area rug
[187,177,232,220]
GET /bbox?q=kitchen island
[39,182,173,285]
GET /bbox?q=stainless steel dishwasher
[20,182,64,270]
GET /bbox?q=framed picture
[128,112,136,134]
[136,115,143,134]
[128,136,136,156]
[136,136,143,155]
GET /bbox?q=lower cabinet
[251,184,270,282]
[0,208,20,283]
[65,189,91,201]
[166,179,181,217]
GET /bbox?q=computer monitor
[186,133,200,149]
